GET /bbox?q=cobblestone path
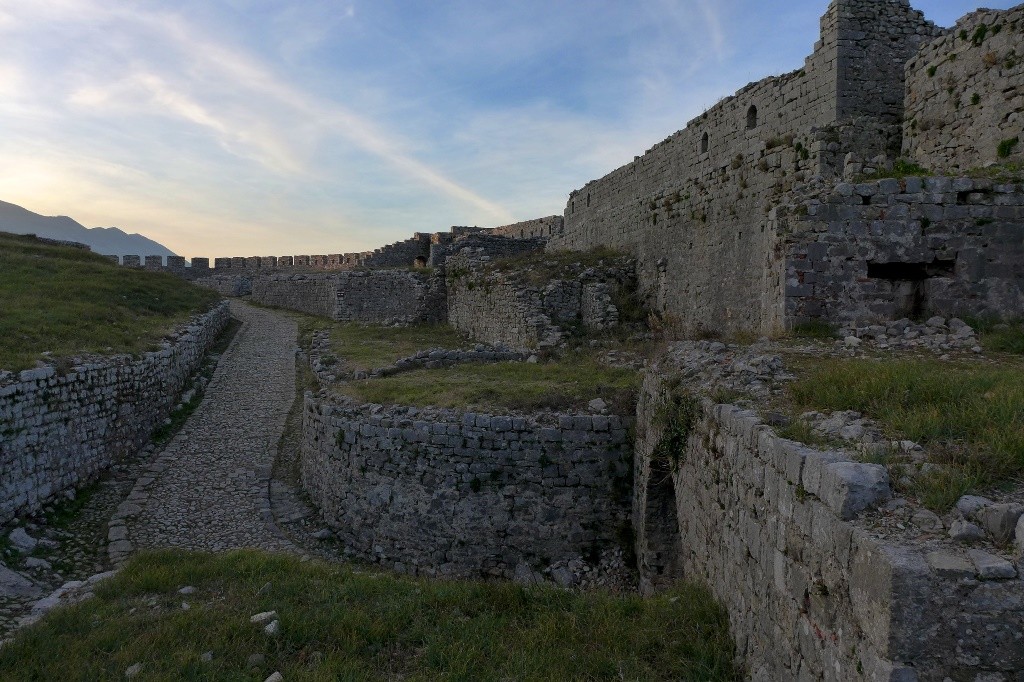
[119,301,298,554]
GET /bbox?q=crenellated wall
[904,5,1024,172]
[0,302,230,525]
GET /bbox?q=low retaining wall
[301,392,633,578]
[251,271,446,324]
[0,302,230,525]
[635,370,1024,680]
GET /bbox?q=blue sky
[0,0,1014,258]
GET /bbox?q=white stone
[264,673,283,682]
[8,528,38,553]
[264,620,281,636]
[968,549,1017,580]
[250,610,278,624]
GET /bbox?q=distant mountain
[0,200,177,259]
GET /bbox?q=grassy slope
[0,233,220,372]
[0,550,738,681]
[783,354,1024,509]
[328,322,469,371]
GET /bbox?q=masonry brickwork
[301,392,632,579]
[0,303,229,526]
[635,369,1024,681]
[904,6,1024,172]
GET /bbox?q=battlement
[105,220,556,277]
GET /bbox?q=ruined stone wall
[301,392,632,579]
[0,302,230,525]
[250,271,446,325]
[490,216,563,239]
[250,275,338,318]
[635,370,1024,680]
[784,175,1024,326]
[549,0,938,335]
[904,6,1024,172]
[361,234,432,269]
[445,250,632,351]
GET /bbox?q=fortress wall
[301,393,632,579]
[249,271,446,325]
[489,216,563,239]
[331,270,447,325]
[445,251,631,351]
[635,370,1024,681]
[784,175,1024,326]
[0,302,230,525]
[250,274,338,318]
[548,0,938,335]
[361,234,432,269]
[194,275,252,297]
[904,5,1024,172]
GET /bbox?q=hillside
[0,232,219,373]
[0,200,176,259]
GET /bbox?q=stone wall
[301,392,632,579]
[904,6,1024,171]
[194,275,252,297]
[490,216,563,239]
[635,369,1024,680]
[0,302,230,525]
[250,271,446,325]
[445,250,634,351]
[783,175,1024,326]
[548,0,939,336]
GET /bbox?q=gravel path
[119,301,298,555]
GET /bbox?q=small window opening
[701,132,709,154]
[413,256,427,268]
[746,105,758,129]
[586,193,591,207]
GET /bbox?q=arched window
[701,132,709,153]
[746,105,758,129]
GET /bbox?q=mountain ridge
[0,199,177,259]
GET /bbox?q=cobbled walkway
[119,301,298,555]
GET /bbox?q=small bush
[653,388,701,467]
[791,320,837,339]
[998,137,1020,158]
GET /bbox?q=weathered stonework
[635,369,1024,681]
[548,0,940,336]
[446,250,634,351]
[904,6,1024,171]
[301,392,632,579]
[0,302,230,526]
[249,271,446,325]
[783,175,1024,325]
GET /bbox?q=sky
[0,0,1015,258]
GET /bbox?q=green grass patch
[789,320,837,340]
[341,355,639,414]
[965,162,1024,182]
[0,233,220,372]
[329,323,470,371]
[784,357,1024,509]
[484,247,630,286]
[0,550,738,681]
[856,159,932,181]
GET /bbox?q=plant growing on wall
[652,385,700,468]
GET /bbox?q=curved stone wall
[301,392,633,578]
[0,302,230,524]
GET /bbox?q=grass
[0,233,221,372]
[341,354,640,414]
[782,357,1024,510]
[965,162,1024,182]
[789,320,837,340]
[856,159,932,181]
[483,247,630,286]
[329,323,470,371]
[968,318,1024,355]
[0,550,738,681]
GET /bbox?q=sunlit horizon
[0,0,1011,259]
